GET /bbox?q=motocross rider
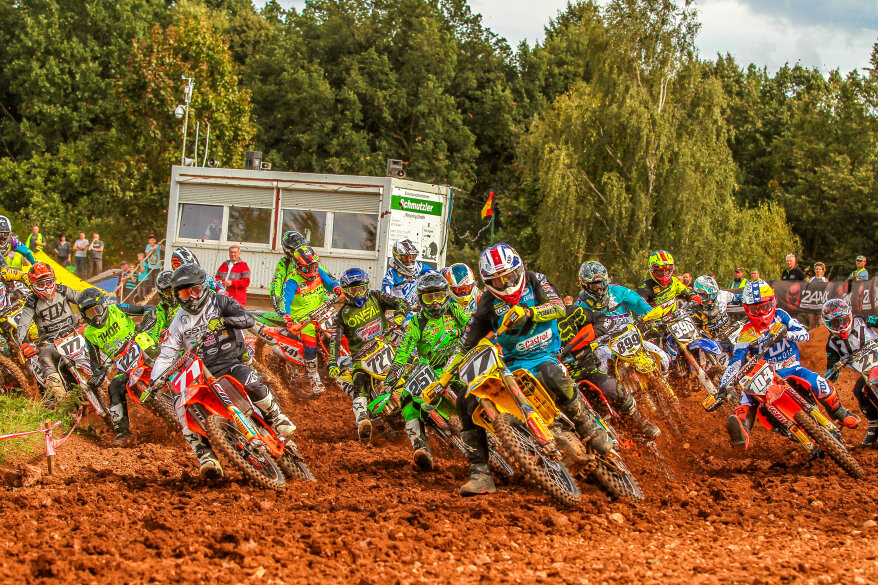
[439,244,612,497]
[381,239,436,307]
[382,273,470,470]
[149,264,295,480]
[822,299,878,446]
[0,215,37,268]
[16,263,81,402]
[148,270,179,342]
[636,250,699,307]
[269,230,308,314]
[78,288,157,442]
[689,275,742,343]
[327,268,409,443]
[171,247,226,295]
[718,280,860,449]
[441,263,480,314]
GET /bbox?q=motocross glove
[500,305,530,331]
[689,294,702,304]
[383,363,404,390]
[392,313,406,328]
[88,369,107,389]
[20,342,38,358]
[824,367,839,382]
[332,285,344,298]
[328,365,341,379]
[208,318,225,332]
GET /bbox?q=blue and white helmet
[479,243,525,304]
[392,239,419,277]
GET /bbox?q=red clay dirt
[2,327,878,584]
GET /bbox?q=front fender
[689,338,722,355]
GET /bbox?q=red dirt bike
[704,323,864,479]
[251,299,347,367]
[148,332,315,491]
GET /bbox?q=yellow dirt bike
[0,295,39,399]
[336,336,405,433]
[430,327,642,507]
[608,323,685,434]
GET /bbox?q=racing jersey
[689,290,742,339]
[0,235,36,268]
[17,284,79,345]
[328,292,409,363]
[150,301,179,342]
[83,303,152,360]
[151,294,253,381]
[281,269,339,319]
[458,271,564,369]
[576,284,667,332]
[636,276,694,307]
[392,303,470,372]
[825,315,878,380]
[381,263,436,306]
[719,308,810,387]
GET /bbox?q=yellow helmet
[648,250,675,286]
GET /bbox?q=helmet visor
[744,299,776,318]
[450,283,474,298]
[421,290,447,305]
[176,284,205,302]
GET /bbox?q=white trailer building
[164,166,453,302]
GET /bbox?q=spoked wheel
[591,452,644,501]
[443,414,514,481]
[793,410,864,479]
[492,413,580,507]
[0,354,38,400]
[150,388,180,430]
[205,414,286,491]
[277,443,316,482]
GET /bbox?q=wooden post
[44,418,55,476]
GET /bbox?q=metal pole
[193,121,200,166]
[490,213,494,246]
[180,76,195,165]
[180,106,190,165]
[202,123,211,167]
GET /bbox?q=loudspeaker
[245,151,263,170]
[386,158,406,179]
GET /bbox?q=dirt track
[3,327,878,584]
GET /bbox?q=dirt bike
[149,332,314,490]
[704,323,864,479]
[828,340,878,419]
[335,336,406,433]
[607,323,685,434]
[657,301,724,398]
[0,295,38,399]
[430,324,642,506]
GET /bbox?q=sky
[264,1,878,73]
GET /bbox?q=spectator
[781,254,806,280]
[7,250,30,271]
[24,225,45,253]
[680,272,693,288]
[116,261,138,300]
[563,295,574,306]
[73,232,89,279]
[810,262,827,283]
[216,246,251,306]
[53,234,71,267]
[728,267,747,289]
[144,235,163,291]
[849,255,868,281]
[87,232,104,278]
[750,269,761,281]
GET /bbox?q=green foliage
[0,396,70,463]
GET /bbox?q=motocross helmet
[822,298,853,339]
[0,215,11,253]
[648,250,675,287]
[741,279,777,329]
[77,288,108,328]
[441,263,476,305]
[417,272,450,318]
[392,239,419,277]
[578,261,610,310]
[339,268,370,308]
[155,269,177,306]
[171,247,199,270]
[693,275,720,316]
[479,243,526,305]
[172,263,210,314]
[281,231,307,257]
[28,262,56,300]
[292,246,320,281]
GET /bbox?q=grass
[0,396,74,464]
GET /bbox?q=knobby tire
[793,410,864,479]
[205,414,287,491]
[591,455,644,501]
[0,354,38,400]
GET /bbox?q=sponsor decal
[356,319,383,341]
[391,195,443,217]
[515,328,552,352]
[347,304,379,327]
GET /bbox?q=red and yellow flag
[481,191,494,219]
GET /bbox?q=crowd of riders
[1,212,876,497]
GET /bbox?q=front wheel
[793,410,864,479]
[205,414,287,491]
[0,354,38,400]
[278,443,316,482]
[492,412,581,507]
[591,454,644,501]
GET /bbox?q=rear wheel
[492,412,581,507]
[0,354,37,400]
[205,414,286,491]
[793,410,864,479]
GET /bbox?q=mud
[2,327,878,584]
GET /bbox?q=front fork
[680,345,719,396]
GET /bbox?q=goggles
[344,284,369,297]
[0,232,9,246]
[702,293,718,305]
[651,267,674,278]
[827,315,852,333]
[177,284,205,302]
[450,283,474,297]
[83,305,104,320]
[399,254,417,265]
[744,299,776,317]
[32,277,55,292]
[420,290,447,305]
[298,262,319,275]
[488,271,520,290]
[585,281,607,294]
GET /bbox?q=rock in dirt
[17,463,42,488]
[863,520,877,529]
[608,513,625,525]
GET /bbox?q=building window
[179,204,223,241]
[228,206,272,244]
[332,212,378,251]
[282,209,327,248]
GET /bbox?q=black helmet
[282,231,307,257]
[416,272,449,317]
[578,261,610,310]
[171,263,209,313]
[155,269,176,306]
[78,288,108,328]
[339,267,370,308]
[171,247,199,270]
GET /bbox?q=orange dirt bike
[704,323,864,479]
[147,332,315,491]
[251,299,347,367]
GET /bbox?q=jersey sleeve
[281,279,300,316]
[381,270,396,294]
[270,261,287,313]
[318,267,340,291]
[391,317,421,367]
[13,242,36,264]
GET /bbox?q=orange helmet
[28,262,56,300]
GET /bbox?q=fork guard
[689,338,723,355]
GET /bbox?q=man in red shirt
[216,246,251,307]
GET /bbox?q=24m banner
[761,279,878,315]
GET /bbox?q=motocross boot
[304,358,325,395]
[726,404,756,449]
[184,429,223,480]
[619,395,660,441]
[352,396,372,443]
[108,402,132,444]
[45,372,67,404]
[819,386,860,429]
[253,394,297,439]
[562,392,613,455]
[862,420,878,447]
[405,418,434,470]
[459,429,496,496]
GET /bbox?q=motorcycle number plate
[855,349,878,373]
[458,347,499,385]
[362,344,394,376]
[668,318,698,342]
[55,332,86,359]
[173,358,203,396]
[404,363,437,397]
[744,364,773,396]
[610,326,641,357]
[114,341,141,373]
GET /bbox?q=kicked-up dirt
[2,326,878,584]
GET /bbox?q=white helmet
[479,243,525,305]
[392,239,419,277]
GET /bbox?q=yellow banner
[33,251,99,293]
